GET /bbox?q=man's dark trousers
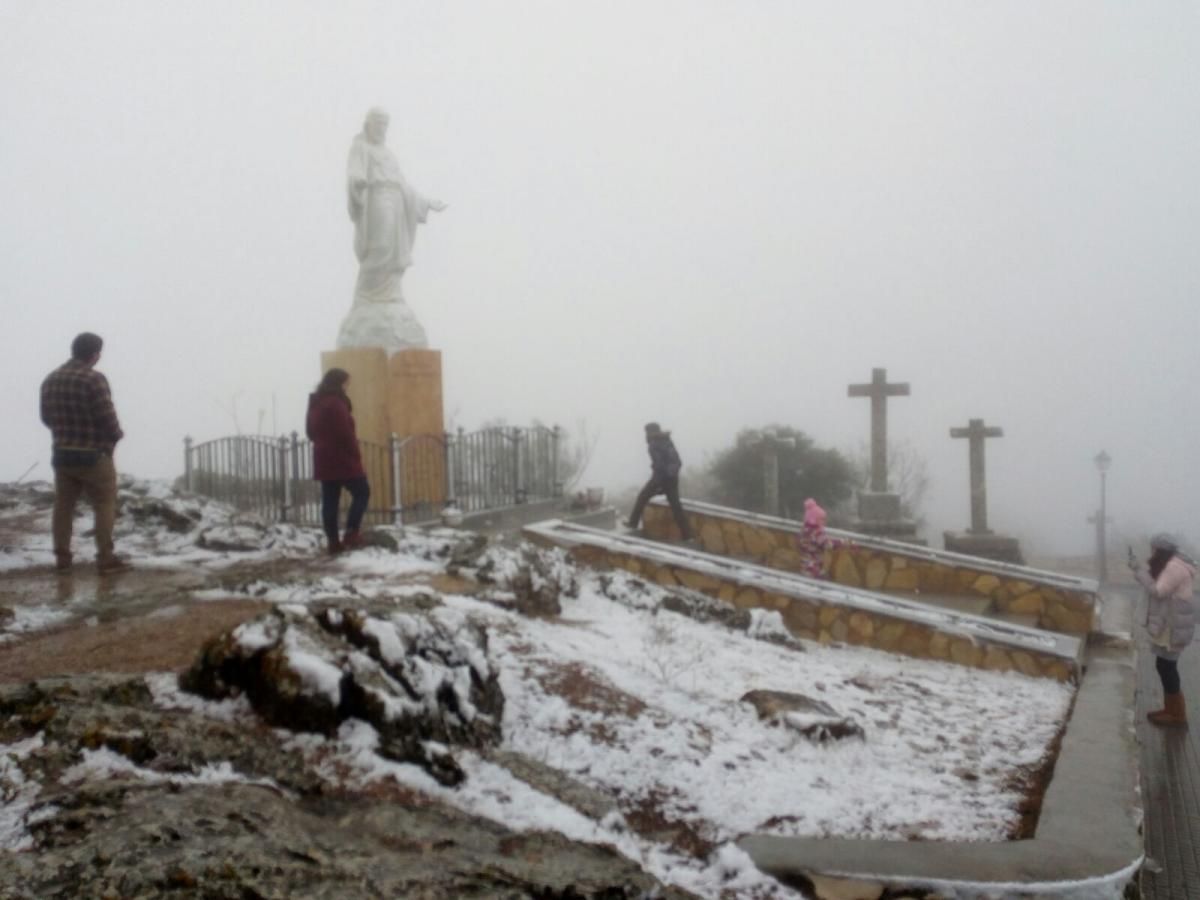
[628,474,691,539]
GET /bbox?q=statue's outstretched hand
[430,200,448,213]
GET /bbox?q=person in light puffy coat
[1130,533,1197,727]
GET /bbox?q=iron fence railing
[183,425,562,526]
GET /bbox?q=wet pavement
[0,565,210,630]
[0,564,273,684]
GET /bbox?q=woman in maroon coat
[306,369,370,553]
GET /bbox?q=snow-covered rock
[179,602,503,785]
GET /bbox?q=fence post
[443,431,455,507]
[291,432,301,524]
[551,425,562,497]
[278,436,290,522]
[184,436,194,492]
[512,426,525,505]
[457,427,466,512]
[389,432,403,525]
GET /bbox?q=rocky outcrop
[473,545,579,618]
[180,602,504,785]
[0,676,697,900]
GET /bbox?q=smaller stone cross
[950,418,1003,534]
[848,368,910,493]
[746,428,796,518]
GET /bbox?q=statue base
[943,531,1024,565]
[336,301,428,354]
[319,347,446,521]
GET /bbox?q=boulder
[740,689,864,743]
[180,602,504,784]
[124,497,201,534]
[197,522,269,552]
[475,546,578,618]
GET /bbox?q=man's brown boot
[327,538,344,556]
[54,552,73,574]
[343,529,365,550]
[96,555,132,575]
[1148,692,1188,727]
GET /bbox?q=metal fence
[183,425,563,526]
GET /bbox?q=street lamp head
[1094,450,1111,473]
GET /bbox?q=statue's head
[363,107,389,145]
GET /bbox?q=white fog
[2,1,1197,557]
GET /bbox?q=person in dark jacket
[626,422,692,540]
[306,369,370,554]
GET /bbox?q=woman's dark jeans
[1156,655,1181,695]
[320,477,370,544]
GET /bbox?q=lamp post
[1094,451,1111,583]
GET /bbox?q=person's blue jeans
[320,477,370,545]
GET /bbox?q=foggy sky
[2,1,1197,556]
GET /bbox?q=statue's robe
[346,134,434,304]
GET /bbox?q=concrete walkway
[1135,579,1200,898]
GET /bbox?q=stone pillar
[386,350,444,439]
[320,348,390,444]
[388,349,445,513]
[319,347,446,520]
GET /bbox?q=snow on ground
[0,604,73,644]
[475,567,1072,844]
[0,477,328,572]
[0,735,46,851]
[0,479,1078,898]
[248,553,1073,897]
[288,718,781,898]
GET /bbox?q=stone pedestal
[319,347,446,519]
[943,531,1024,565]
[851,491,924,545]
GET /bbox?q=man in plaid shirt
[40,332,128,574]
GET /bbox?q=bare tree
[556,419,599,492]
[217,392,244,435]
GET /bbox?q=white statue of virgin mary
[337,107,446,352]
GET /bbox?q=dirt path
[0,555,481,685]
[0,597,270,683]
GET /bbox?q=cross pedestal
[943,417,1022,564]
[847,368,922,543]
[943,531,1024,565]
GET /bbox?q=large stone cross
[848,368,910,492]
[950,418,1003,534]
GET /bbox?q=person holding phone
[1130,534,1197,727]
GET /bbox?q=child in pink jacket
[795,498,843,579]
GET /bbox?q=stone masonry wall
[565,542,1076,682]
[643,505,1096,635]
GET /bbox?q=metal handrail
[183,424,561,526]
